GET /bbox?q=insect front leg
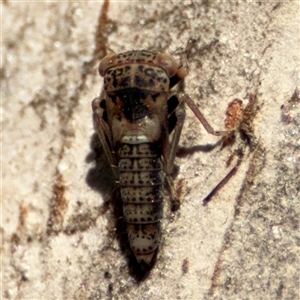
[92,93,118,178]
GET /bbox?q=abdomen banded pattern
[118,141,165,265]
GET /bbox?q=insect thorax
[103,64,171,144]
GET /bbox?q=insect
[92,50,229,268]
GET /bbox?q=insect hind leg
[164,95,186,211]
[166,95,186,175]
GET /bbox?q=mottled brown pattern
[93,50,183,268]
[92,50,231,269]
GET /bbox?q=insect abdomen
[118,139,165,265]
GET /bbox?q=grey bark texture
[2,1,299,299]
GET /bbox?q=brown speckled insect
[92,50,228,268]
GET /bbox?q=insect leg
[180,93,238,204]
[182,93,231,136]
[166,96,186,175]
[92,94,118,178]
[202,154,243,205]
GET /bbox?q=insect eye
[99,53,117,76]
[156,52,179,77]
